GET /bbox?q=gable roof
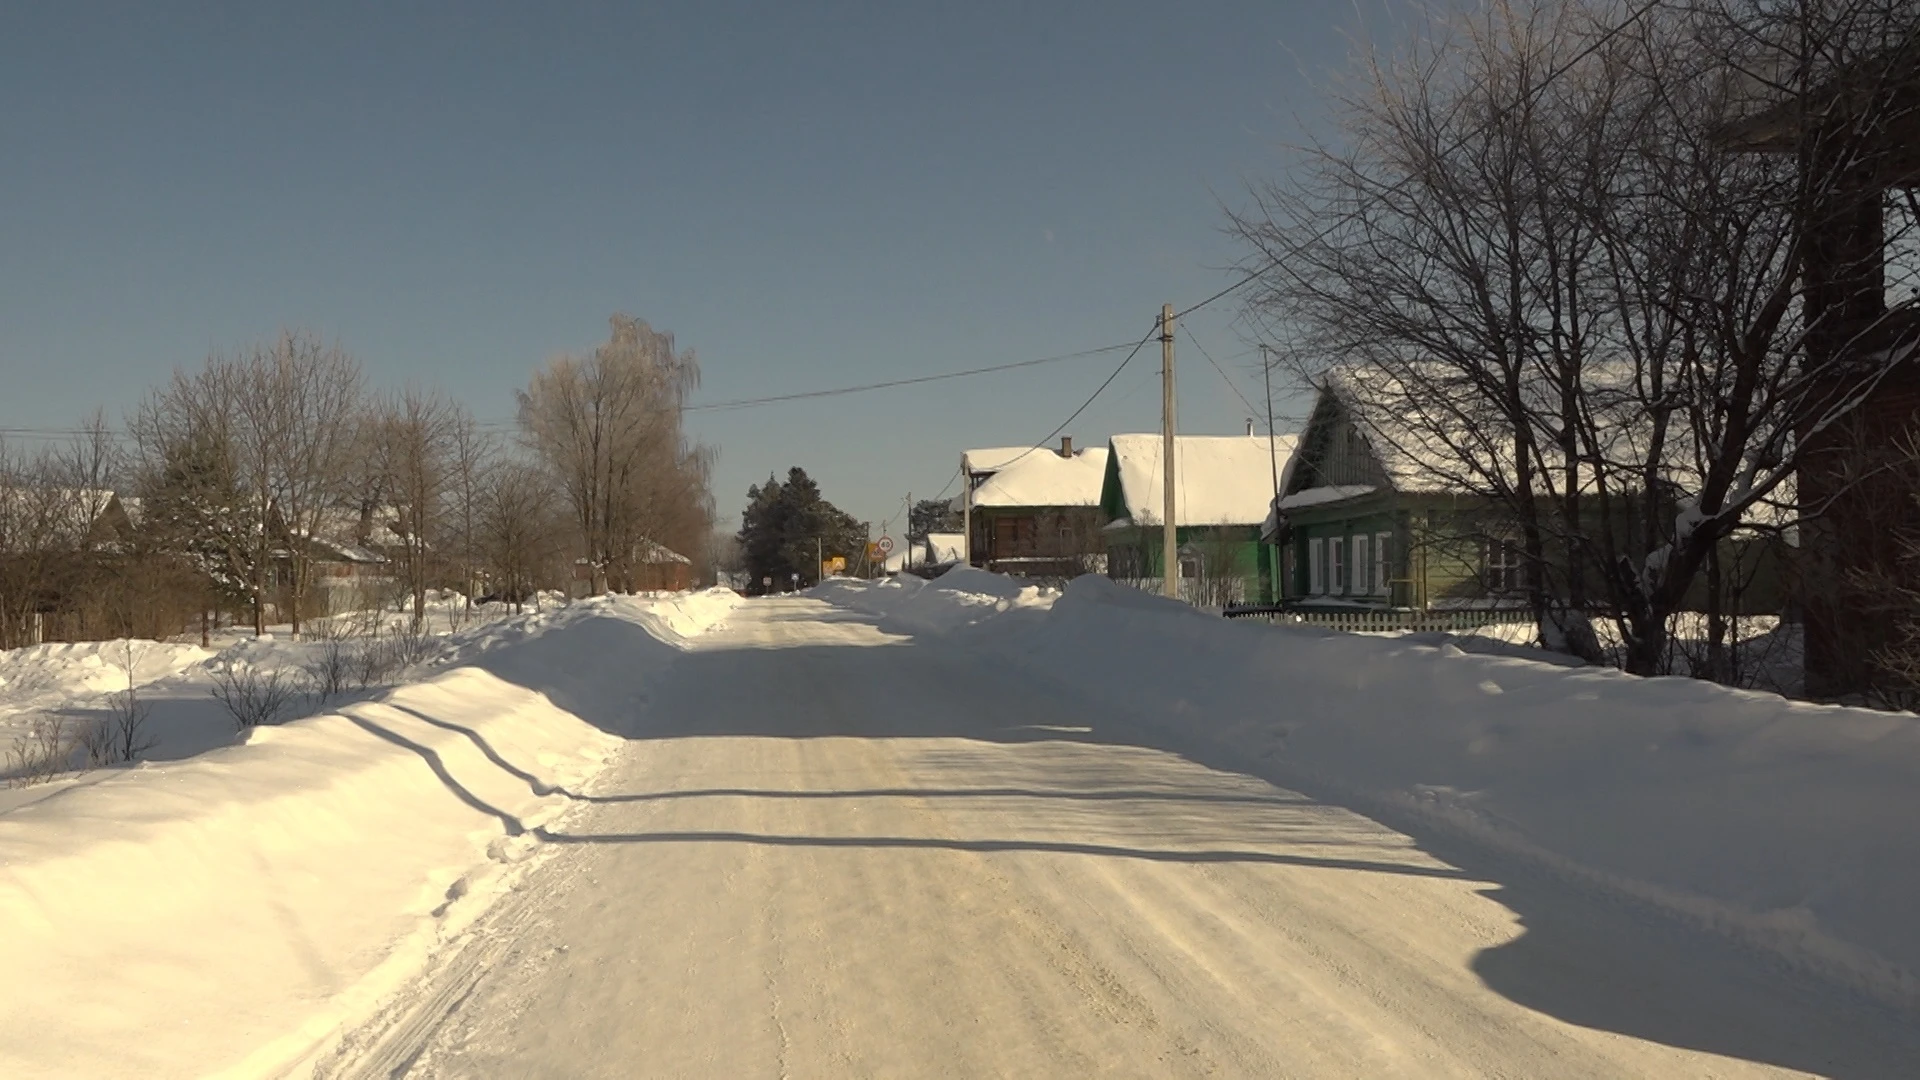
[1102,434,1297,528]
[967,446,1109,509]
[1316,375,1483,495]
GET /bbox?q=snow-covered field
[0,589,740,1079]
[817,569,1920,1012]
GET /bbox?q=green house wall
[1102,524,1278,605]
[1280,493,1498,609]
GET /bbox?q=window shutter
[1375,532,1391,596]
[1353,534,1370,596]
[1309,538,1324,594]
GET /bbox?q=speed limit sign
[876,535,894,556]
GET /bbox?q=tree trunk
[1703,542,1729,684]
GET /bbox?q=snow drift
[812,567,1050,636]
[818,573,1920,1011]
[0,589,738,1080]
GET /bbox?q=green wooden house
[1266,382,1792,615]
[1264,385,1522,611]
[1098,433,1298,606]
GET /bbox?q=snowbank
[0,589,738,1079]
[818,573,1920,1011]
[812,567,1049,635]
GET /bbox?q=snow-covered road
[327,597,1920,1079]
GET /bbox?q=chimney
[1246,418,1255,436]
[1059,435,1073,458]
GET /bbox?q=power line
[683,341,1142,414]
[1181,325,1263,421]
[990,320,1163,476]
[930,462,964,503]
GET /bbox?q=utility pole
[960,453,971,569]
[1161,303,1179,600]
[1261,344,1282,604]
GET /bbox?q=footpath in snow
[816,569,1920,1014]
[0,589,739,1080]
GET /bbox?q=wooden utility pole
[1160,304,1179,600]
[1261,344,1283,605]
[960,453,971,569]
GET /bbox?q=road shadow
[468,599,1920,1078]
[527,826,1471,878]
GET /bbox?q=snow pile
[634,586,744,640]
[0,639,212,704]
[0,591,731,1079]
[819,572,1920,1010]
[812,567,1050,635]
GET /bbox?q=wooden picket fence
[1224,606,1533,635]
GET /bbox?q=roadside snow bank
[0,589,736,1079]
[812,567,1050,634]
[0,639,213,702]
[820,573,1920,1010]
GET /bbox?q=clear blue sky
[1,2,1382,534]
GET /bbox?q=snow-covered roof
[0,486,122,548]
[923,532,965,564]
[1260,486,1380,541]
[1319,371,1483,494]
[1105,434,1298,528]
[968,447,1108,509]
[960,446,1034,474]
[303,535,387,564]
[1276,484,1376,512]
[636,539,691,564]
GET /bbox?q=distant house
[1264,382,1494,610]
[0,487,138,644]
[920,531,965,567]
[571,539,692,596]
[283,506,397,615]
[959,437,1109,579]
[1098,433,1297,606]
[1269,381,1790,615]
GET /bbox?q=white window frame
[1309,537,1324,595]
[1353,533,1371,597]
[1374,532,1391,596]
[1485,538,1524,593]
[1328,536,1345,595]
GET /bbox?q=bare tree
[478,458,562,612]
[369,388,461,631]
[516,315,712,594]
[1236,0,1920,674]
[444,411,494,619]
[250,331,365,638]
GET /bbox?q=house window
[1484,538,1525,593]
[1374,532,1391,596]
[1328,536,1346,594]
[1353,534,1371,596]
[1179,554,1202,580]
[1309,537,1325,594]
